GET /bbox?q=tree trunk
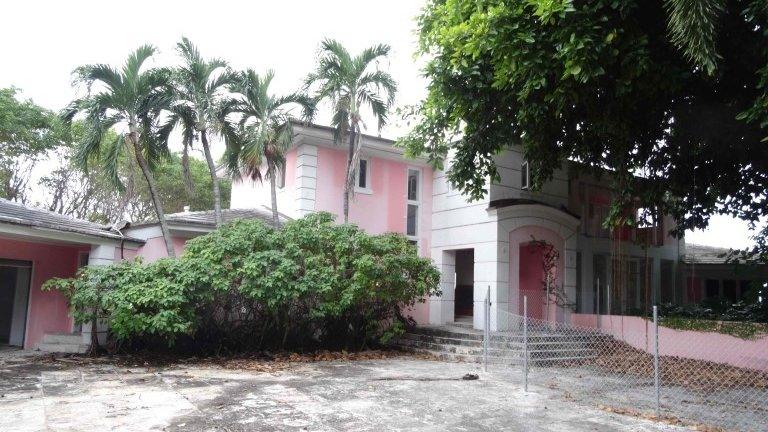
[269,172,279,226]
[200,130,222,227]
[343,124,357,224]
[87,313,100,356]
[130,132,176,258]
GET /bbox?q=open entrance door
[0,259,32,347]
[454,249,474,321]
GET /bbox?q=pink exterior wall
[0,238,87,349]
[134,236,188,263]
[313,146,433,256]
[571,313,768,371]
[284,149,297,191]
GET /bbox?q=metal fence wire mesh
[485,297,768,431]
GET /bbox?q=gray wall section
[0,266,16,342]
[9,267,30,346]
[0,264,31,346]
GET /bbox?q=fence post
[484,286,490,372]
[523,295,529,392]
[653,305,660,417]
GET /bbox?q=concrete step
[38,342,89,354]
[408,325,607,343]
[400,332,600,351]
[42,333,84,345]
[400,346,525,365]
[393,325,601,366]
[395,338,595,361]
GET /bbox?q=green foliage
[656,282,768,339]
[305,39,397,222]
[150,153,232,215]
[0,87,68,202]
[46,213,440,353]
[64,45,178,257]
[659,317,768,340]
[658,289,768,324]
[403,0,768,246]
[223,69,315,224]
[664,0,724,75]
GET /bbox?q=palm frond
[73,64,124,93]
[123,44,157,82]
[357,88,389,130]
[664,0,724,75]
[353,43,391,77]
[357,70,397,106]
[103,132,126,191]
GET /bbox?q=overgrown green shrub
[44,212,440,353]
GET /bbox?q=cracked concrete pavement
[0,350,688,431]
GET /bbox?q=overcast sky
[0,0,756,249]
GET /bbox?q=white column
[295,144,318,217]
[81,244,115,345]
[429,249,455,325]
[473,241,508,331]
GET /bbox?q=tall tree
[164,37,237,227]
[0,87,66,203]
[404,0,768,251]
[63,45,178,257]
[305,39,396,223]
[225,70,314,225]
[41,148,231,224]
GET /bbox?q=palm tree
[226,70,315,225]
[163,37,238,227]
[305,39,396,223]
[62,45,177,257]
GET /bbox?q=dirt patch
[590,339,768,391]
[598,405,724,432]
[21,349,437,373]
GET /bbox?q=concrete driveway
[0,350,686,431]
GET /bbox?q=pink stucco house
[230,122,765,331]
[2,122,763,352]
[0,200,280,352]
[0,198,143,350]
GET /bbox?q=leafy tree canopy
[0,87,69,202]
[0,87,65,157]
[402,0,768,242]
[44,213,440,352]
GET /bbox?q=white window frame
[354,157,372,195]
[406,167,421,240]
[521,160,530,190]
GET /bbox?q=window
[77,252,89,268]
[408,169,419,201]
[406,168,420,238]
[358,159,368,188]
[355,158,371,193]
[705,279,720,298]
[407,204,418,237]
[521,160,530,190]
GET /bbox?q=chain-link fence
[484,296,768,431]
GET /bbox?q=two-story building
[230,122,694,331]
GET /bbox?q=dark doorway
[454,249,474,319]
[0,259,32,347]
